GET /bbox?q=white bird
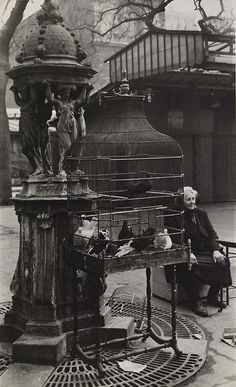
[153,229,172,250]
[75,216,98,240]
[115,240,136,257]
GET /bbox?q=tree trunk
[0,36,12,204]
[0,0,30,204]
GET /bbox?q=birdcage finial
[119,70,130,95]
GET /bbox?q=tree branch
[78,0,175,42]
[194,0,234,34]
[3,0,30,44]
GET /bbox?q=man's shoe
[191,302,209,317]
[207,297,226,309]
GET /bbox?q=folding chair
[218,240,236,305]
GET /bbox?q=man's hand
[213,250,226,266]
[190,253,198,265]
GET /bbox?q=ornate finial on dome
[37,0,63,24]
[119,70,130,95]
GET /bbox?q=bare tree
[0,0,31,204]
[76,0,234,46]
[194,0,235,34]
[78,0,175,43]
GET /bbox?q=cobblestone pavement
[0,202,236,386]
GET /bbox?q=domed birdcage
[73,72,183,195]
[65,72,185,268]
[63,73,190,379]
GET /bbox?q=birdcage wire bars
[63,153,191,378]
[65,153,185,265]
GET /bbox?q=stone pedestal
[1,178,134,365]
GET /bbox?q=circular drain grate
[44,301,206,387]
[0,302,13,375]
[110,300,205,339]
[0,302,12,315]
[0,352,11,376]
[44,350,203,387]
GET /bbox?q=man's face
[184,192,196,210]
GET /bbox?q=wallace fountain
[4,0,98,365]
[0,0,207,382]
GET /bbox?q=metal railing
[105,30,235,83]
[205,33,235,56]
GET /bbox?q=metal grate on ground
[44,301,206,387]
[0,302,12,315]
[44,349,204,387]
[0,351,11,376]
[109,300,205,339]
[0,302,13,375]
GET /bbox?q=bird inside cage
[118,220,135,246]
[124,173,152,198]
[153,228,172,250]
[130,226,155,252]
[75,216,98,248]
[115,239,136,257]
[115,225,155,256]
[87,229,110,255]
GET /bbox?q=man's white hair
[184,186,198,198]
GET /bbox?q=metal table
[64,242,191,378]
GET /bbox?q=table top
[64,243,189,275]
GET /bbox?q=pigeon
[153,229,172,250]
[75,216,98,248]
[124,174,152,198]
[104,243,118,256]
[88,229,110,255]
[118,220,135,246]
[115,240,136,257]
[130,227,155,252]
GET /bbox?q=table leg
[71,270,106,377]
[145,267,152,336]
[171,265,182,357]
[146,267,169,345]
[94,274,106,378]
[95,324,106,378]
[72,268,79,356]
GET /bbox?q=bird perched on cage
[118,220,135,246]
[88,229,110,255]
[130,227,155,252]
[153,229,172,250]
[124,173,152,198]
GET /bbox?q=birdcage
[65,152,184,271]
[62,78,190,378]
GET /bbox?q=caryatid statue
[8,0,96,179]
[45,82,93,177]
[11,82,53,177]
